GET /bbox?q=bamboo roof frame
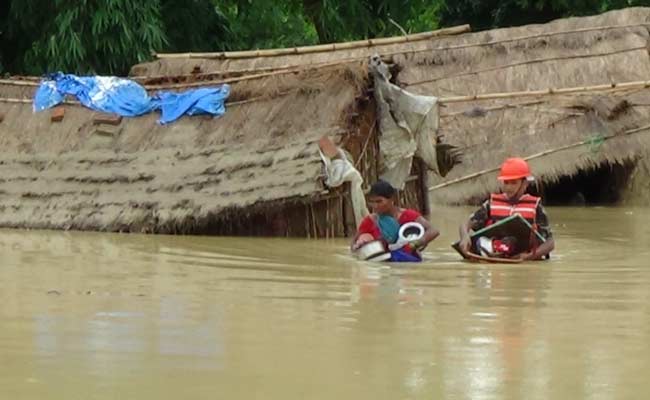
[401,22,650,58]
[5,77,650,119]
[0,59,368,91]
[154,25,471,60]
[5,23,649,90]
[428,122,650,191]
[153,22,649,62]
[436,79,650,104]
[139,22,650,79]
[404,46,648,87]
[2,19,647,91]
[126,22,650,84]
[0,90,297,108]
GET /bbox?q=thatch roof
[129,25,469,77]
[432,90,650,203]
[132,7,650,206]
[0,64,368,232]
[390,7,650,204]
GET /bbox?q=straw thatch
[430,89,650,203]
[129,25,470,77]
[388,7,650,204]
[0,64,372,234]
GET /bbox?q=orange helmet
[497,157,534,181]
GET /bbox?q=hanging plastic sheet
[369,56,440,189]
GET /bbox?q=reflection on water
[1,207,650,399]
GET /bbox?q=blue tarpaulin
[33,73,230,124]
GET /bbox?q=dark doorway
[534,161,635,206]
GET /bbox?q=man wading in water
[352,180,439,262]
[458,158,555,260]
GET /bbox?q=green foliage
[299,0,440,43]
[161,0,233,53]
[1,0,650,76]
[214,0,440,49]
[4,0,166,75]
[220,0,319,50]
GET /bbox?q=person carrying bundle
[352,180,439,262]
[458,158,555,260]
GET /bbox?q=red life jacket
[487,193,540,225]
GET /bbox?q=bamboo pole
[310,204,318,239]
[0,98,33,104]
[0,59,364,91]
[155,25,471,60]
[0,90,291,108]
[406,46,646,87]
[0,97,80,105]
[339,194,345,237]
[355,121,377,168]
[396,22,650,58]
[305,205,311,239]
[0,79,39,87]
[428,123,650,191]
[5,78,650,117]
[152,21,650,70]
[326,198,330,239]
[142,60,365,89]
[134,57,365,83]
[142,58,366,88]
[142,69,301,90]
[137,23,649,81]
[438,79,650,104]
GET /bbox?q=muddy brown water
[1,207,649,399]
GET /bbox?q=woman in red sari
[352,180,439,262]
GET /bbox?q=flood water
[1,207,649,399]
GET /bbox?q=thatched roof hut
[0,65,380,235]
[141,7,650,207]
[3,7,650,237]
[1,21,474,236]
[393,7,650,204]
